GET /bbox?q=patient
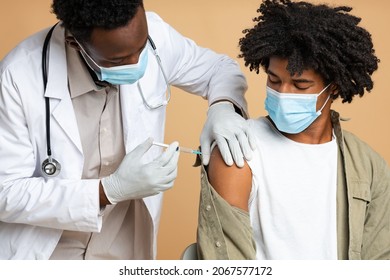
[197,0,390,260]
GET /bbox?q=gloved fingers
[226,134,245,168]
[151,151,179,187]
[156,141,179,166]
[237,130,253,161]
[150,167,178,191]
[247,128,257,152]
[200,137,212,166]
[166,147,180,170]
[157,167,178,186]
[130,137,154,159]
[167,157,179,176]
[147,151,178,184]
[154,182,175,192]
[156,150,179,179]
[215,135,234,166]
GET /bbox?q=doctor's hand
[101,138,180,204]
[200,102,256,168]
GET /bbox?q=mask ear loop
[75,39,103,76]
[317,84,332,113]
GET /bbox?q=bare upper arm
[207,146,252,211]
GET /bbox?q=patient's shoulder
[207,146,252,211]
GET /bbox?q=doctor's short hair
[51,0,143,43]
[238,0,379,103]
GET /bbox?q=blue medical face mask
[80,44,149,85]
[265,84,331,134]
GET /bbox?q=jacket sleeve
[361,155,390,259]
[147,12,248,116]
[196,163,256,259]
[342,128,390,260]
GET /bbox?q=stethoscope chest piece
[42,156,61,177]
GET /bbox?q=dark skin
[208,56,338,211]
[65,6,149,206]
[66,6,148,68]
[266,56,335,144]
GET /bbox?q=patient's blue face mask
[265,84,331,134]
[79,44,149,85]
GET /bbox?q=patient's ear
[328,84,339,103]
[330,84,339,96]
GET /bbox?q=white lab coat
[0,12,247,259]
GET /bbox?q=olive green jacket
[196,111,390,260]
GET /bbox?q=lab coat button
[206,205,211,211]
[215,241,221,248]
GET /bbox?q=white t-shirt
[247,117,338,260]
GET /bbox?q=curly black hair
[238,0,379,103]
[52,0,143,43]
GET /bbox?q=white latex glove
[200,102,256,167]
[101,138,180,204]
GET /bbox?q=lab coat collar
[43,24,68,100]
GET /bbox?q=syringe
[152,142,202,155]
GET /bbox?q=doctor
[0,0,255,260]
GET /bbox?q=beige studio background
[0,0,389,260]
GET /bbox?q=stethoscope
[41,23,171,177]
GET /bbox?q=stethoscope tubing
[42,23,58,159]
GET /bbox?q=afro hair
[239,0,379,103]
[52,0,143,43]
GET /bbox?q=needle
[152,142,202,155]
